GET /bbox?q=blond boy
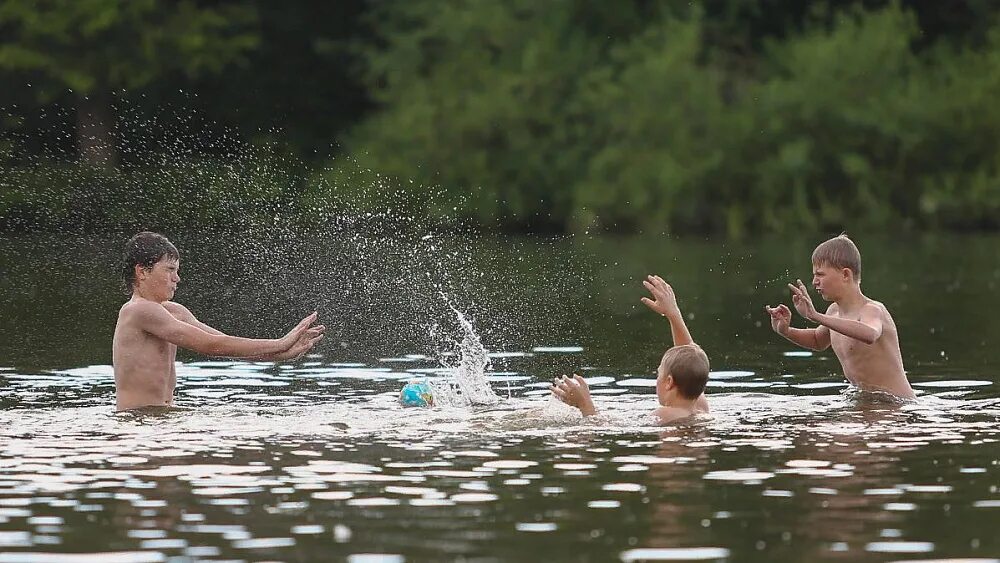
[552,275,710,424]
[766,234,915,399]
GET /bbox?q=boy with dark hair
[113,232,325,411]
[551,275,710,424]
[766,234,915,399]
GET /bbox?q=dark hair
[659,344,710,399]
[811,234,861,280]
[121,232,179,294]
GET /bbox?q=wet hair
[121,232,179,294]
[658,344,710,399]
[811,234,861,280]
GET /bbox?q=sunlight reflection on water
[1,348,999,560]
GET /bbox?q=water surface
[1,233,998,562]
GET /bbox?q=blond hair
[659,344,710,399]
[811,234,861,279]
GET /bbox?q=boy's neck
[660,389,699,411]
[835,284,867,311]
[131,286,159,303]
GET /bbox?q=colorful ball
[399,381,434,407]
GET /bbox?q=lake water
[0,232,998,562]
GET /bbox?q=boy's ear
[663,374,675,389]
[841,267,853,281]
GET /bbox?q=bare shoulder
[865,299,893,319]
[825,302,840,315]
[162,301,191,316]
[653,406,689,425]
[120,299,169,323]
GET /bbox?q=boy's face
[136,256,180,302]
[811,262,852,301]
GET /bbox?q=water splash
[428,292,501,407]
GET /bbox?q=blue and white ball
[399,381,434,407]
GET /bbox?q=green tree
[0,0,258,166]
[335,0,667,230]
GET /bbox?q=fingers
[644,275,673,294]
[573,374,588,388]
[652,275,671,294]
[295,312,319,332]
[778,304,790,315]
[551,375,578,390]
[787,282,801,297]
[798,280,809,296]
[640,297,656,310]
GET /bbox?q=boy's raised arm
[788,280,881,345]
[641,275,693,346]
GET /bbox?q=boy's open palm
[641,275,680,318]
[281,312,320,349]
[551,374,596,415]
[288,324,326,359]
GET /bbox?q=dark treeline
[2,0,1000,236]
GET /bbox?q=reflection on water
[1,233,1000,561]
[1,351,998,562]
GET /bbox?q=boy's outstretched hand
[280,312,320,350]
[641,275,680,319]
[787,279,818,322]
[551,374,597,416]
[765,304,791,335]
[285,324,326,360]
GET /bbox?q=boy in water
[765,234,915,399]
[551,275,710,424]
[112,232,325,411]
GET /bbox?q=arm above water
[787,280,882,344]
[641,275,693,346]
[551,374,597,416]
[765,303,831,351]
[810,303,883,346]
[133,301,316,358]
[163,302,225,336]
[162,302,324,361]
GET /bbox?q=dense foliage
[3,0,1000,235]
